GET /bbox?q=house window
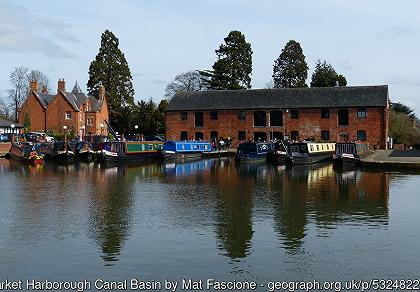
[238,111,246,120]
[87,117,93,126]
[290,110,299,119]
[321,130,330,141]
[195,132,203,141]
[291,131,299,141]
[357,130,367,141]
[270,110,283,126]
[357,108,367,118]
[210,131,218,140]
[338,109,349,126]
[180,112,188,120]
[180,131,188,141]
[65,112,72,120]
[210,111,218,120]
[254,111,266,127]
[321,108,330,119]
[85,104,90,112]
[195,112,203,127]
[238,131,246,141]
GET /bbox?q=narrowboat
[288,142,335,165]
[72,141,95,163]
[7,142,44,165]
[333,142,371,165]
[235,141,274,163]
[269,140,290,164]
[99,141,163,163]
[45,141,75,164]
[162,141,212,159]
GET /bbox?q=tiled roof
[167,85,389,111]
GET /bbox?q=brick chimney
[98,83,105,100]
[57,78,66,93]
[29,81,38,92]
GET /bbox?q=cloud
[387,76,420,87]
[380,26,418,38]
[0,2,79,58]
[151,78,166,84]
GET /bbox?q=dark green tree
[391,102,416,119]
[23,113,31,133]
[272,40,308,88]
[200,30,253,90]
[310,60,347,87]
[153,99,168,134]
[87,30,135,132]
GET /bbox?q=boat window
[310,145,314,152]
[238,143,257,154]
[180,131,188,141]
[316,145,319,151]
[270,110,283,126]
[238,131,246,140]
[195,112,203,127]
[290,110,299,119]
[149,144,153,150]
[291,146,299,153]
[338,109,349,126]
[254,111,266,127]
[357,130,367,141]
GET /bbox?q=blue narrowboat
[235,141,274,163]
[162,141,212,159]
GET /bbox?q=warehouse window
[180,131,188,141]
[238,131,246,141]
[210,111,218,120]
[195,132,204,141]
[321,108,330,119]
[254,111,266,127]
[357,108,367,118]
[338,109,349,126]
[357,130,367,141]
[291,110,299,119]
[195,112,203,127]
[238,111,246,120]
[321,130,330,141]
[270,110,283,126]
[291,131,299,141]
[180,112,187,120]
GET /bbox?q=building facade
[18,79,109,136]
[166,85,389,148]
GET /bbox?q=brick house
[166,85,389,148]
[18,79,109,136]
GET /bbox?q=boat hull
[101,151,162,163]
[290,153,333,165]
[235,153,268,163]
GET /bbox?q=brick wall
[166,107,388,148]
[18,93,46,132]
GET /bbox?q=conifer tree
[272,40,308,88]
[87,30,135,132]
[200,30,253,90]
[310,60,347,87]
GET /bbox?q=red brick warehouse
[165,85,389,148]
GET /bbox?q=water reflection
[0,158,390,266]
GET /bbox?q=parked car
[0,133,10,142]
[24,132,55,143]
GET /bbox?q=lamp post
[63,125,67,151]
[10,124,15,143]
[81,125,85,141]
[134,125,138,140]
[99,123,104,141]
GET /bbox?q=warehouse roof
[167,85,389,111]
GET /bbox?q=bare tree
[0,96,13,119]
[165,71,206,100]
[265,79,274,89]
[27,70,51,93]
[9,66,29,122]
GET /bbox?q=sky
[1,0,420,114]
